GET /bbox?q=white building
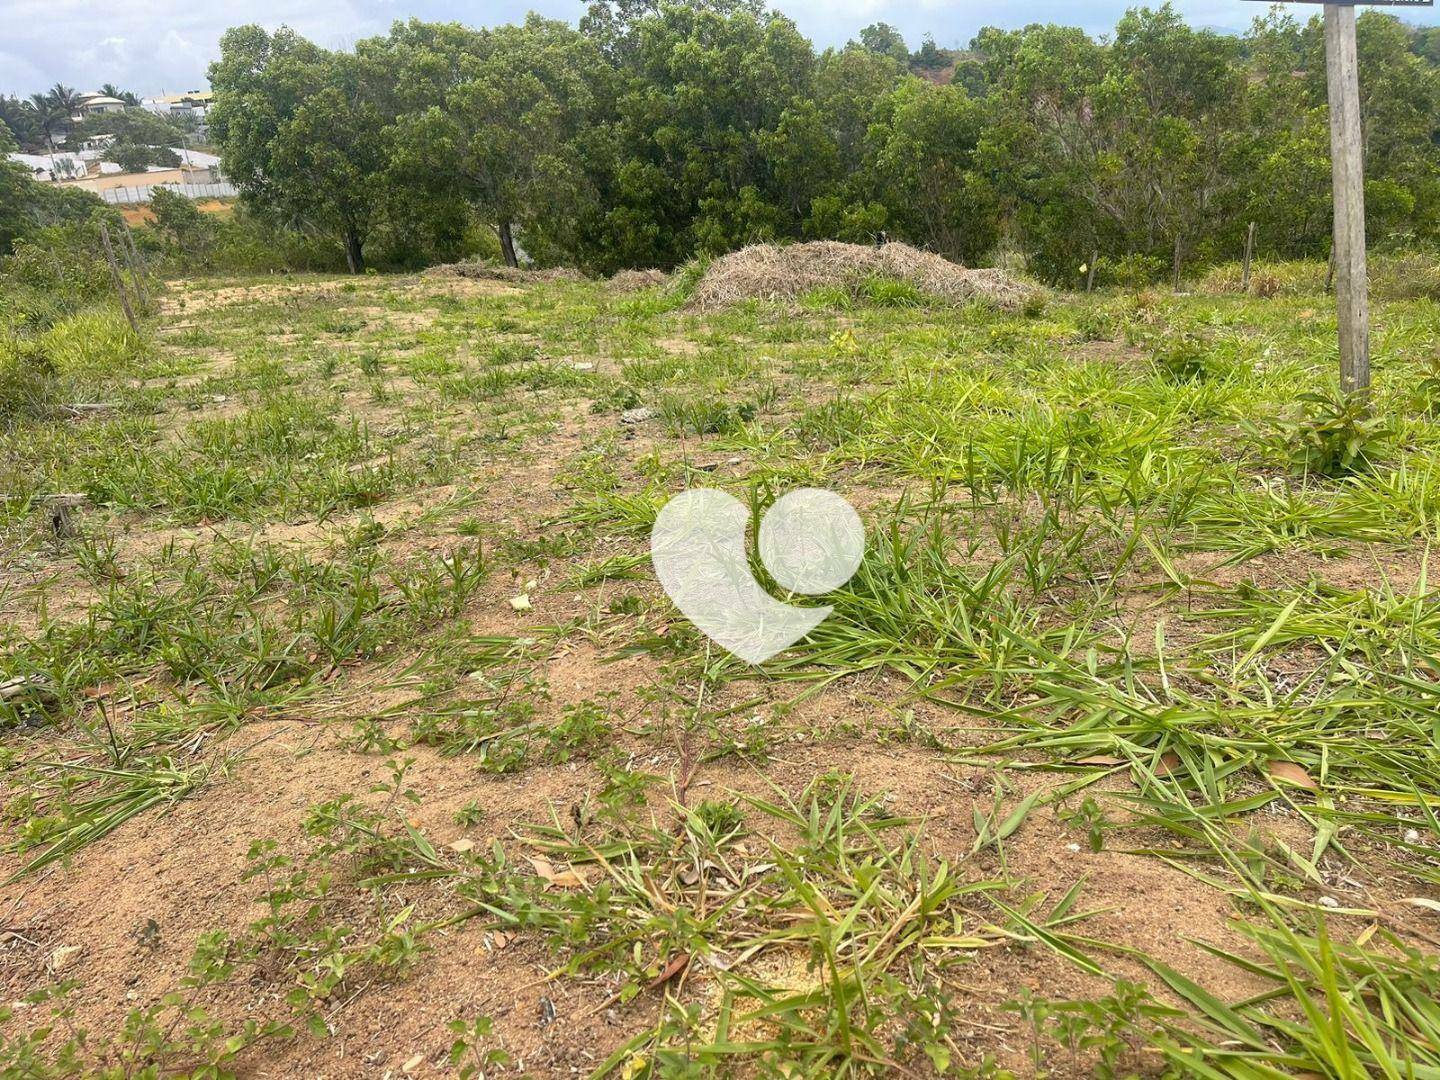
[74,92,128,117]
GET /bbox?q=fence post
[120,223,151,310]
[99,221,139,334]
[1241,222,1256,294]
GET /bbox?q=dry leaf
[1266,760,1319,791]
[529,855,589,889]
[1074,755,1125,768]
[1154,752,1183,776]
[449,838,475,854]
[647,952,691,991]
[510,594,533,612]
[402,1052,426,1074]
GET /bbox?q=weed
[1258,389,1396,477]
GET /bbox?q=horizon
[4,0,1438,99]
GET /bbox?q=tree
[912,35,951,71]
[72,109,187,148]
[100,84,142,107]
[0,96,42,152]
[857,23,909,65]
[977,6,1246,281]
[110,142,180,174]
[572,2,817,269]
[46,85,81,120]
[373,16,603,267]
[865,79,1000,263]
[26,94,65,155]
[0,124,109,257]
[149,186,214,258]
[209,27,393,272]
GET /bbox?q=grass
[3,261,1440,1076]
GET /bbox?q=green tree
[374,16,602,267]
[979,6,1245,281]
[110,141,179,174]
[99,84,142,107]
[209,26,392,272]
[72,109,187,148]
[0,97,42,152]
[148,186,214,256]
[26,94,66,155]
[865,79,999,264]
[574,2,817,269]
[857,23,909,65]
[0,124,109,257]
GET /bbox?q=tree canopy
[200,2,1440,279]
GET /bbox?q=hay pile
[688,241,1040,312]
[424,262,585,284]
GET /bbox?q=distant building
[75,92,127,117]
[142,91,213,118]
[7,147,223,185]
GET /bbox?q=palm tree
[27,93,60,155]
[47,84,80,116]
[33,85,81,157]
[0,95,40,150]
[100,83,140,106]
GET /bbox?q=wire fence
[98,182,238,205]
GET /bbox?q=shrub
[0,336,59,427]
[1150,330,1216,382]
[1258,389,1395,478]
[1095,254,1169,291]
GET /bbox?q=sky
[3,0,1438,98]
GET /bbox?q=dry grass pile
[424,262,585,284]
[688,241,1041,312]
[608,268,669,292]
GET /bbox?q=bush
[1150,330,1217,382]
[1257,389,1395,478]
[1094,254,1170,291]
[0,336,59,427]
[0,232,114,334]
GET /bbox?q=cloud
[2,0,1436,97]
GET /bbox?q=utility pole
[1246,0,1432,397]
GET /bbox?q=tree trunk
[343,230,365,275]
[498,220,518,269]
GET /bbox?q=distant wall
[95,181,239,205]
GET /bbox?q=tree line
[203,0,1440,281]
[10,1,1439,282]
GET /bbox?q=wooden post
[1241,222,1257,294]
[119,223,150,311]
[1172,235,1184,293]
[99,221,139,335]
[1086,252,1098,295]
[1324,3,1370,395]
